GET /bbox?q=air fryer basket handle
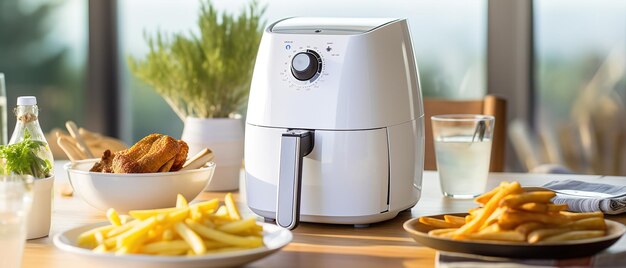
[276,130,314,230]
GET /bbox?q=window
[534,0,626,174]
[118,0,487,142]
[0,0,87,136]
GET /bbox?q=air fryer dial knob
[291,51,321,81]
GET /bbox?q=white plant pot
[27,175,54,239]
[181,117,243,191]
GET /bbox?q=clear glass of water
[431,114,495,198]
[0,175,34,268]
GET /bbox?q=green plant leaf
[128,0,266,119]
[0,134,52,178]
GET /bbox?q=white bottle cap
[17,96,37,106]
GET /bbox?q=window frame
[487,0,534,171]
[87,0,119,137]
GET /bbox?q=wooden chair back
[423,95,507,172]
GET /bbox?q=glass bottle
[8,96,54,178]
[0,74,7,145]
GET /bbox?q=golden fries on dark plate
[403,182,626,259]
[418,181,607,243]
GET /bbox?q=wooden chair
[423,95,507,172]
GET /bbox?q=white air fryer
[245,17,424,229]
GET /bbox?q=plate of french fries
[53,193,292,268]
[403,182,626,259]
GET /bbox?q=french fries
[419,182,607,243]
[428,228,457,238]
[514,222,544,236]
[107,208,122,226]
[541,230,605,242]
[453,182,523,238]
[560,211,604,221]
[497,210,569,229]
[526,217,607,243]
[77,193,264,256]
[467,230,526,242]
[474,182,508,205]
[224,193,241,220]
[443,215,466,226]
[499,191,555,208]
[517,202,568,213]
[419,216,463,229]
[176,194,189,208]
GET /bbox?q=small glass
[432,114,495,198]
[0,175,34,268]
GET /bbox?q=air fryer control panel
[291,50,322,81]
[280,39,342,90]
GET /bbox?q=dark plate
[403,213,626,259]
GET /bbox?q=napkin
[542,180,626,215]
[437,251,626,268]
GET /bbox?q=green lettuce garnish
[0,132,52,178]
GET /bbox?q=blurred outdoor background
[0,0,624,174]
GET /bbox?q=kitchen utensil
[57,136,86,161]
[48,127,128,161]
[56,134,84,197]
[66,121,95,158]
[65,159,215,213]
[245,17,424,229]
[181,148,214,171]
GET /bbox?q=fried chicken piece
[170,140,189,171]
[89,133,189,173]
[158,157,176,172]
[112,135,182,173]
[90,149,114,173]
[107,133,164,173]
[119,133,163,160]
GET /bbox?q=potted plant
[1,128,54,240]
[128,1,265,191]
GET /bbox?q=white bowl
[65,159,215,213]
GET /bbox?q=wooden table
[23,164,626,267]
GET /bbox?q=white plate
[54,221,292,268]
